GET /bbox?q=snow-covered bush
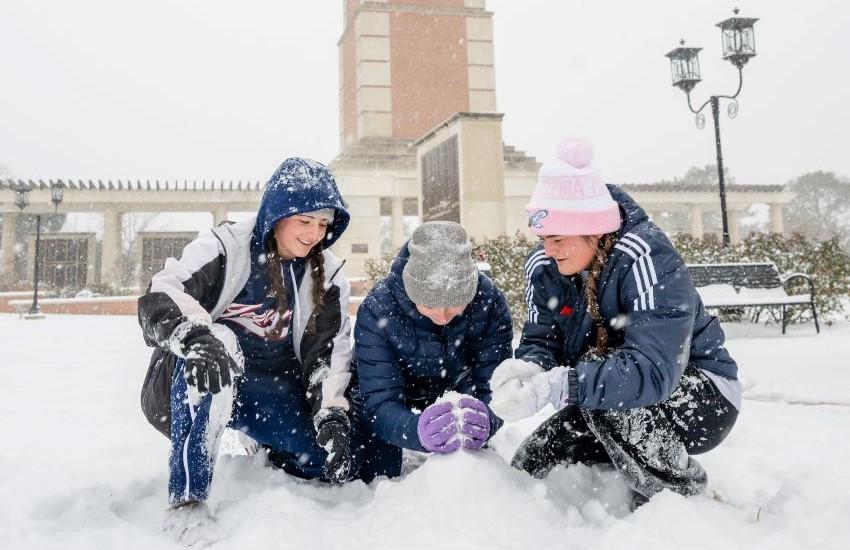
[363,254,394,283]
[365,231,850,328]
[470,232,535,329]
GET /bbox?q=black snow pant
[512,365,738,501]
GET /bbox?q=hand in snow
[316,410,352,483]
[489,359,570,422]
[180,326,236,396]
[457,396,491,450]
[417,402,461,454]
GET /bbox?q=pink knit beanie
[525,138,621,236]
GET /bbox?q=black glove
[180,325,235,396]
[315,410,353,483]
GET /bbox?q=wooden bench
[687,262,820,334]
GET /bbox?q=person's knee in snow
[138,157,366,518]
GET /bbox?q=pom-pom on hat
[525,138,621,236]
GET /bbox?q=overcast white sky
[1,0,848,186]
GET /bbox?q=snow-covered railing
[0,179,265,192]
[688,262,820,334]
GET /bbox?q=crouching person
[490,139,740,507]
[352,222,513,478]
[138,158,364,546]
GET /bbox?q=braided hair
[583,232,618,355]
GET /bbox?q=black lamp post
[14,181,64,317]
[665,8,758,246]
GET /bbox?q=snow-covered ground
[1,314,848,550]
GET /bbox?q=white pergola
[0,177,792,290]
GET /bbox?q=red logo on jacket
[559,305,573,316]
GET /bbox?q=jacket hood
[607,184,649,236]
[253,157,350,251]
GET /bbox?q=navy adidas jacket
[353,244,512,452]
[516,185,738,410]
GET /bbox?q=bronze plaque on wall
[421,135,460,223]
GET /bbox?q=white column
[100,209,123,289]
[689,205,704,238]
[391,196,405,249]
[212,207,228,227]
[769,204,785,234]
[728,210,741,243]
[0,212,19,287]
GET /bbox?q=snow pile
[1,314,849,549]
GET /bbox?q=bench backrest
[687,262,782,289]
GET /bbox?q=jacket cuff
[168,319,213,358]
[567,368,580,406]
[486,405,504,439]
[313,406,350,431]
[406,413,427,452]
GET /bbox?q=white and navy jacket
[516,186,740,411]
[138,217,353,435]
[140,158,354,437]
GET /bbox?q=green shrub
[363,254,395,284]
[471,232,536,328]
[364,231,850,329]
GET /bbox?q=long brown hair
[584,232,618,355]
[265,234,326,339]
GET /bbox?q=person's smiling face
[541,234,600,275]
[273,214,329,259]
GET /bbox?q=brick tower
[338,0,496,149]
[330,0,535,279]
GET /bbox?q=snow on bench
[688,262,820,334]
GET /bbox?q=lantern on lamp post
[717,10,758,68]
[665,41,702,93]
[11,181,65,318]
[51,181,65,212]
[14,182,30,211]
[664,8,759,246]
[14,182,43,317]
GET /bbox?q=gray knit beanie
[402,221,478,308]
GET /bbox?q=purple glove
[458,396,491,450]
[417,402,461,454]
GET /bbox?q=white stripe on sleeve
[620,233,659,311]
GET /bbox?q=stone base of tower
[329,138,419,278]
[329,115,542,279]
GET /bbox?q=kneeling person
[353,222,513,477]
[491,139,740,507]
[138,158,362,545]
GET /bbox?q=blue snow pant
[168,361,390,506]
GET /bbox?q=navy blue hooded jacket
[224,157,350,371]
[353,244,513,452]
[515,185,738,410]
[252,157,350,251]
